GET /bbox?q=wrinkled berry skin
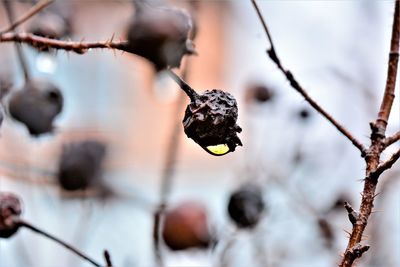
[228,185,265,228]
[126,5,195,71]
[8,80,63,136]
[183,89,242,152]
[0,192,22,238]
[57,140,107,191]
[162,202,210,251]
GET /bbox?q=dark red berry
[162,202,210,251]
[228,184,265,228]
[126,3,196,71]
[0,192,22,238]
[57,140,107,191]
[183,89,242,155]
[8,79,63,136]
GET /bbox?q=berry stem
[15,218,103,267]
[167,69,199,102]
[2,0,31,83]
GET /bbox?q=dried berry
[8,79,63,136]
[162,202,210,250]
[183,89,242,156]
[228,184,265,228]
[126,3,196,71]
[245,84,274,103]
[0,192,22,238]
[57,140,107,191]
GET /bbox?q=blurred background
[0,0,399,267]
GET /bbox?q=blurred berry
[57,140,107,191]
[8,79,63,136]
[228,184,265,228]
[126,3,196,71]
[162,202,211,250]
[245,84,275,104]
[0,192,22,238]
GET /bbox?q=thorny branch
[0,32,128,54]
[340,1,400,266]
[250,0,367,156]
[250,0,400,266]
[0,0,54,35]
[383,131,400,147]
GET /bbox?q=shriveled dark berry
[0,192,22,238]
[8,79,63,136]
[57,140,107,191]
[162,202,210,250]
[183,89,242,156]
[246,84,274,103]
[126,3,196,71]
[228,184,265,228]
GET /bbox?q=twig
[153,63,193,266]
[250,0,366,155]
[15,218,103,267]
[167,69,199,102]
[383,131,400,147]
[0,32,128,54]
[370,148,400,181]
[3,0,31,82]
[104,250,113,267]
[339,1,400,267]
[0,0,54,35]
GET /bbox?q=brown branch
[15,218,103,267]
[370,148,400,181]
[0,32,128,54]
[0,0,54,35]
[153,63,192,267]
[3,0,31,82]
[250,0,366,156]
[383,131,400,147]
[339,1,400,267]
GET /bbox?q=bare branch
[370,148,400,181]
[340,2,400,267]
[0,32,128,54]
[0,0,54,35]
[16,219,103,267]
[374,0,400,137]
[250,0,366,155]
[341,244,370,267]
[383,131,400,147]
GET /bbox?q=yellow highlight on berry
[205,144,230,156]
